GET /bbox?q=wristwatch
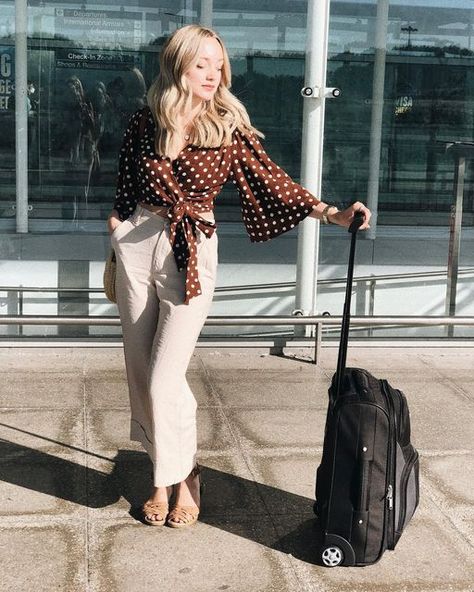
[321,204,339,225]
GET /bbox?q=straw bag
[103,248,117,303]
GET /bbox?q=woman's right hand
[107,209,122,236]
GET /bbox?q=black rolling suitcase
[314,213,420,567]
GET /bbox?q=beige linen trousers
[111,204,218,487]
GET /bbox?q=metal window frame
[15,0,28,233]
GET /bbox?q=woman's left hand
[330,201,371,230]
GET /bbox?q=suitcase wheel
[321,546,344,567]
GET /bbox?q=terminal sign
[55,49,137,70]
[395,95,414,116]
[0,48,14,111]
[54,8,143,48]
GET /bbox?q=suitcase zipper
[381,380,396,550]
[395,388,406,441]
[386,484,393,510]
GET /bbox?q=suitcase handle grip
[349,210,365,234]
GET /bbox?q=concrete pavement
[0,346,473,592]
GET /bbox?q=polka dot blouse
[114,107,320,304]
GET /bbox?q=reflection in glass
[325,0,474,224]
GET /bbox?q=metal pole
[295,0,330,336]
[185,0,193,24]
[445,153,465,337]
[18,285,23,336]
[314,321,323,364]
[15,0,28,233]
[199,0,213,27]
[366,0,389,240]
[368,278,376,337]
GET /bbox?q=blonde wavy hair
[147,24,263,157]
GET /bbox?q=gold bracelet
[321,204,339,225]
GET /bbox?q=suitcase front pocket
[396,449,419,537]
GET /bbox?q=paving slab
[1,371,84,408]
[0,408,85,455]
[84,370,129,409]
[377,376,474,451]
[422,452,474,544]
[88,517,299,592]
[85,409,147,454]
[197,407,237,451]
[316,347,433,374]
[209,369,328,408]
[225,407,326,450]
[0,451,88,519]
[81,348,203,372]
[186,368,222,407]
[199,349,316,371]
[450,379,474,402]
[197,459,270,519]
[419,349,474,372]
[0,347,90,372]
[77,349,128,372]
[0,348,134,374]
[423,453,474,506]
[249,454,321,517]
[0,524,87,592]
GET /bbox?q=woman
[107,24,371,528]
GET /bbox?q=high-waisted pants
[111,204,218,487]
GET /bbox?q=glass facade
[0,0,473,340]
[1,1,310,230]
[325,0,474,220]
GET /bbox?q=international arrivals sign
[54,8,143,48]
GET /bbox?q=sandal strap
[168,505,199,523]
[190,463,201,478]
[143,501,169,516]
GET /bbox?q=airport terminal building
[0,0,473,343]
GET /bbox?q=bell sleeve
[113,110,141,221]
[229,129,320,242]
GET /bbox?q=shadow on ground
[0,434,324,564]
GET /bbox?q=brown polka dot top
[114,107,320,304]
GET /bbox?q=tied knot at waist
[166,199,216,239]
[165,199,217,305]
[167,200,194,224]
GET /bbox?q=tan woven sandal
[142,485,174,526]
[142,500,169,526]
[166,464,202,529]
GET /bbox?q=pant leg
[148,225,218,487]
[112,208,166,456]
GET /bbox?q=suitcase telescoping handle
[334,211,365,399]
